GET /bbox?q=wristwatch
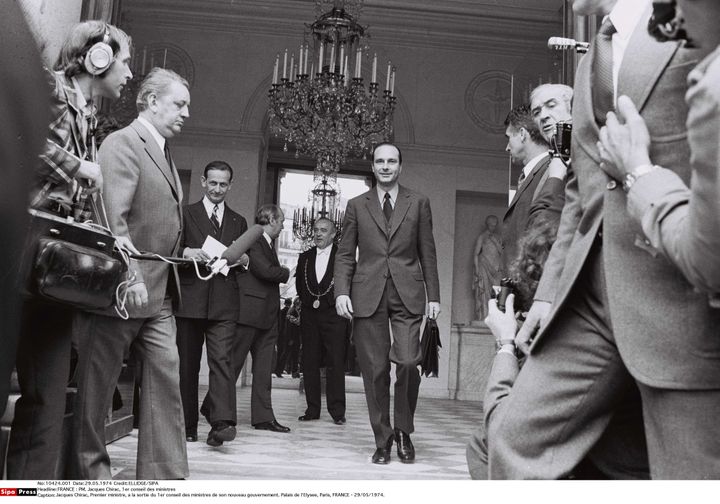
[623,164,659,193]
[495,338,515,352]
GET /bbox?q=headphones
[83,25,114,75]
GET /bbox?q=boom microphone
[548,36,590,53]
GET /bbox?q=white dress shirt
[607,0,652,99]
[137,115,166,153]
[315,244,332,284]
[376,184,399,209]
[202,196,225,224]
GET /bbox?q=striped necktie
[210,204,220,235]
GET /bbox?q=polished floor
[107,377,481,480]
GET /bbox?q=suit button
[606,180,618,190]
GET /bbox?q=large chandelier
[292,175,344,245]
[268,0,397,179]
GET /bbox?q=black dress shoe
[298,414,319,421]
[394,428,415,463]
[371,435,394,464]
[333,416,346,425]
[185,427,198,442]
[206,421,237,447]
[254,420,291,433]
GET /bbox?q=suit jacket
[334,184,440,317]
[175,200,248,320]
[236,236,290,329]
[97,119,183,319]
[626,48,720,294]
[532,9,720,388]
[501,154,552,273]
[295,245,338,311]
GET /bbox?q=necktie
[592,18,617,126]
[210,204,220,235]
[383,192,393,222]
[163,141,173,167]
[517,171,527,188]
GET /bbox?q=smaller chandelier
[292,176,344,247]
[268,0,397,178]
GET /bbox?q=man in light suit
[295,218,348,424]
[205,204,292,433]
[598,0,720,295]
[489,0,720,479]
[335,143,441,464]
[501,104,554,273]
[70,68,190,479]
[175,160,248,446]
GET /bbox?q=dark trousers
[353,278,423,448]
[177,318,237,428]
[489,244,720,479]
[300,306,347,420]
[275,323,300,375]
[7,300,73,479]
[203,321,278,425]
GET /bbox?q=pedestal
[448,323,496,401]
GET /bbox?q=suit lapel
[389,185,412,240]
[259,235,278,266]
[506,155,549,211]
[617,8,679,112]
[573,46,603,165]
[364,190,389,236]
[130,119,181,202]
[188,201,215,241]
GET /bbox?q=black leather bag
[21,209,127,310]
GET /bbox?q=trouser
[353,278,423,447]
[71,299,188,479]
[176,318,237,428]
[300,307,347,419]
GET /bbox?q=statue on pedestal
[472,215,502,321]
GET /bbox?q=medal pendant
[312,299,320,309]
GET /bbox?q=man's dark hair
[504,104,546,146]
[508,218,559,311]
[203,160,233,180]
[372,142,402,165]
[256,204,283,225]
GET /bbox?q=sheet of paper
[202,235,230,276]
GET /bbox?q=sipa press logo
[0,488,38,496]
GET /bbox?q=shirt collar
[202,196,224,214]
[137,115,166,152]
[263,232,273,246]
[316,244,332,255]
[376,184,399,205]
[70,76,93,116]
[608,0,650,42]
[523,152,549,178]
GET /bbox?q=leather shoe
[371,435,394,464]
[185,427,198,443]
[206,421,237,447]
[298,414,319,421]
[254,420,291,433]
[394,428,415,463]
[333,416,346,425]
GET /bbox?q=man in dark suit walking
[175,160,248,446]
[203,204,291,433]
[295,218,348,424]
[335,143,441,464]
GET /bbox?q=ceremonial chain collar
[304,257,334,308]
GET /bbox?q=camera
[496,277,515,313]
[550,122,572,162]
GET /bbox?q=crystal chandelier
[268,0,397,179]
[292,175,345,246]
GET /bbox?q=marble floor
[107,377,482,480]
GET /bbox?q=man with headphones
[7,20,132,479]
